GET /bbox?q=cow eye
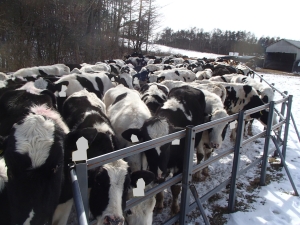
[126,209,132,215]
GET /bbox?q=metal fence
[70,70,299,225]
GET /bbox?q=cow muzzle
[103,215,124,225]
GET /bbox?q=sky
[155,0,300,41]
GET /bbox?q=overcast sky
[155,0,300,41]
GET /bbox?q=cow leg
[247,119,254,136]
[155,191,164,213]
[230,126,237,142]
[170,184,181,216]
[202,151,212,177]
[193,142,204,182]
[193,143,212,182]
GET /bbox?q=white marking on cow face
[14,114,55,168]
[162,97,192,121]
[0,158,8,192]
[30,104,70,134]
[125,185,155,225]
[24,209,35,225]
[93,122,115,135]
[208,109,229,149]
[97,159,128,225]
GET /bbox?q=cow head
[89,160,155,225]
[121,117,172,183]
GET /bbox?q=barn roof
[284,39,300,49]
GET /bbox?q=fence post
[228,111,245,213]
[179,126,195,225]
[76,162,89,222]
[281,95,293,161]
[277,91,288,142]
[70,166,89,225]
[260,101,275,185]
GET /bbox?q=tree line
[155,27,280,56]
[0,0,158,71]
[0,0,281,72]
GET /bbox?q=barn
[264,39,300,73]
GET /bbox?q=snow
[144,43,225,59]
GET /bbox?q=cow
[89,159,155,225]
[13,64,70,77]
[102,85,159,225]
[121,85,206,216]
[1,104,70,225]
[0,157,10,224]
[149,68,196,83]
[0,82,57,136]
[220,82,278,141]
[79,63,111,73]
[139,83,169,115]
[195,68,213,80]
[103,85,152,172]
[192,89,229,181]
[62,89,118,158]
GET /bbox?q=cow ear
[157,76,165,83]
[54,81,69,92]
[40,90,57,109]
[38,69,48,76]
[130,170,155,188]
[0,135,7,157]
[121,128,142,143]
[66,128,98,147]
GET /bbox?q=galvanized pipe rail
[71,89,295,225]
[250,69,300,143]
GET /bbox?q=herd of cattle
[0,53,278,225]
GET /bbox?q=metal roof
[284,39,300,49]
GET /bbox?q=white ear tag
[133,178,145,197]
[172,139,180,145]
[111,77,115,82]
[58,85,67,97]
[229,120,237,130]
[72,137,89,161]
[131,134,139,143]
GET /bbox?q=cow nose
[104,215,124,225]
[210,142,220,149]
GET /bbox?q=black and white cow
[103,85,152,171]
[102,86,159,225]
[122,85,206,215]
[0,82,57,136]
[62,89,118,158]
[149,68,196,83]
[1,104,70,225]
[89,159,155,225]
[13,64,70,77]
[192,89,229,181]
[139,83,169,115]
[221,83,278,141]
